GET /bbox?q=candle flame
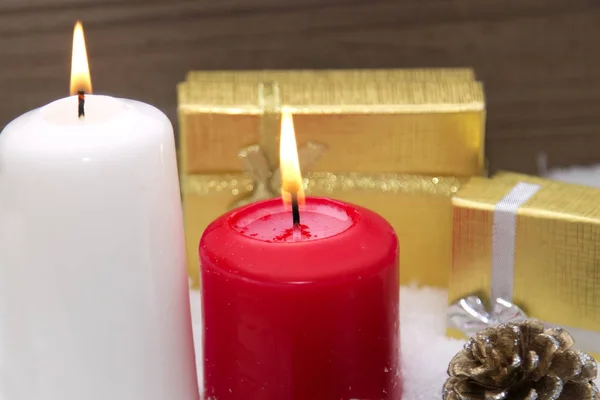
[70,21,92,95]
[280,111,305,206]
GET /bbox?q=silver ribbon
[448,296,528,337]
[490,182,541,305]
[448,182,600,353]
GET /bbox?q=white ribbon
[448,181,600,353]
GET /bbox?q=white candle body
[0,95,199,400]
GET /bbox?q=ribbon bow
[231,141,327,208]
[447,295,528,336]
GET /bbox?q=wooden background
[2,0,599,174]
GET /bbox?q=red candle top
[200,197,401,399]
[234,199,352,242]
[218,198,394,282]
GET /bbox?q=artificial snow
[190,284,600,399]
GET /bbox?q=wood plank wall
[2,0,600,174]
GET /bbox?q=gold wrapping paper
[448,174,600,358]
[178,80,485,176]
[182,172,467,288]
[186,68,476,83]
[179,69,485,288]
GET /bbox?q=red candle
[200,197,400,399]
[199,112,401,399]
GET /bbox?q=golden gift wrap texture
[178,68,485,288]
[186,68,475,84]
[448,173,600,358]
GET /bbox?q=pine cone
[443,320,599,400]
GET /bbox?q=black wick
[78,90,85,118]
[291,192,300,226]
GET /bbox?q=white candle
[0,94,199,400]
[0,22,199,400]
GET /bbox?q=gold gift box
[178,69,485,288]
[448,173,600,358]
[179,80,485,176]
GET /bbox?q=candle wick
[292,224,302,242]
[78,91,85,119]
[291,192,300,226]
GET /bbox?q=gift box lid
[185,68,476,83]
[178,80,483,112]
